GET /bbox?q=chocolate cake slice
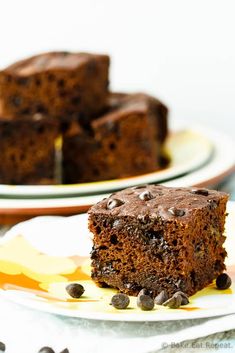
[62,93,168,183]
[0,113,59,184]
[88,185,228,297]
[0,51,109,125]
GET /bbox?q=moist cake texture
[62,93,168,183]
[0,114,58,184]
[0,51,109,125]
[88,185,228,297]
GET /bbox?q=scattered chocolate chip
[138,288,153,297]
[107,198,124,210]
[0,342,5,352]
[216,273,232,290]
[66,283,85,298]
[111,293,130,309]
[208,199,218,210]
[38,347,55,353]
[191,188,209,196]
[57,79,65,88]
[110,234,118,245]
[174,291,189,305]
[163,293,182,309]
[154,290,168,305]
[168,207,185,217]
[139,190,153,201]
[60,349,69,353]
[137,294,155,311]
[10,95,22,107]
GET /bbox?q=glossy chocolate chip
[60,349,69,353]
[66,283,85,298]
[174,291,189,305]
[163,293,182,309]
[191,188,209,196]
[137,294,154,311]
[216,273,232,290]
[208,199,218,210]
[10,95,22,107]
[38,347,55,353]
[154,290,168,305]
[0,342,5,352]
[138,288,153,297]
[139,190,153,201]
[107,198,124,210]
[111,293,130,309]
[168,207,185,217]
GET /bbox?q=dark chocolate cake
[62,93,168,183]
[0,51,110,125]
[0,114,58,184]
[88,185,228,297]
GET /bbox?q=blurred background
[0,0,234,137]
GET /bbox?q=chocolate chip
[57,79,65,88]
[66,283,85,298]
[112,219,124,229]
[168,207,185,217]
[163,293,182,309]
[10,95,22,107]
[137,294,154,311]
[60,349,69,353]
[110,234,118,245]
[139,190,153,201]
[208,199,218,210]
[174,291,189,305]
[138,288,153,297]
[154,290,168,305]
[47,73,55,81]
[111,293,130,309]
[191,188,209,196]
[107,198,124,210]
[0,342,5,352]
[38,347,55,353]
[216,273,232,290]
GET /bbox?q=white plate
[0,125,213,197]
[0,202,235,321]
